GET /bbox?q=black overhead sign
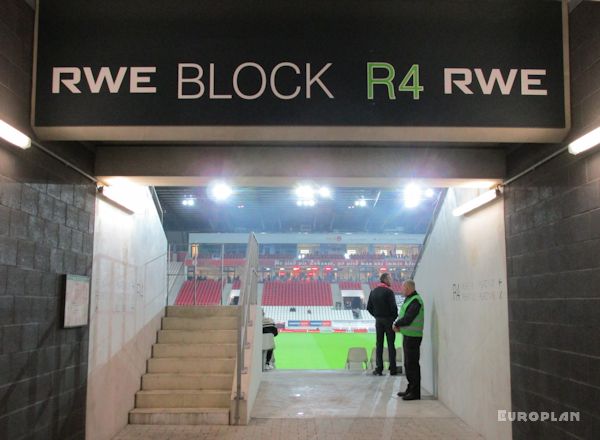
[32,0,570,143]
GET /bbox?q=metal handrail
[234,233,259,424]
[166,259,187,307]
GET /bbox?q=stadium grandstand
[170,243,411,337]
[160,185,432,370]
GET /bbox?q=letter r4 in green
[398,64,423,100]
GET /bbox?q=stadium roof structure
[155,186,441,234]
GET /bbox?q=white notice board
[64,274,90,328]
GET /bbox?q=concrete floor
[114,370,482,440]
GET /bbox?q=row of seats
[262,306,355,322]
[175,280,221,305]
[175,280,405,307]
[262,281,332,305]
[369,281,404,293]
[338,281,362,290]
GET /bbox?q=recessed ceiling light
[318,186,332,198]
[208,181,233,201]
[294,185,314,199]
[404,183,422,208]
[182,197,195,206]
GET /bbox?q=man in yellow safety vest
[393,279,424,400]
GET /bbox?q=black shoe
[372,370,383,376]
[389,370,398,376]
[402,393,421,401]
[396,390,408,397]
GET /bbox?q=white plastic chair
[369,346,404,373]
[345,347,368,370]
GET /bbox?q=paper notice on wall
[64,274,91,327]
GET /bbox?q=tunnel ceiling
[155,186,440,234]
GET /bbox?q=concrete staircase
[129,306,240,426]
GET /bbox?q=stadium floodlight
[354,197,367,207]
[297,199,316,207]
[208,181,233,201]
[568,126,600,155]
[403,183,422,208]
[425,188,435,198]
[295,184,318,207]
[295,185,314,199]
[318,186,332,198]
[0,119,31,149]
[181,198,195,206]
[452,189,500,217]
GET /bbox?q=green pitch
[273,332,403,370]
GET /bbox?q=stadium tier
[262,281,332,306]
[338,281,362,290]
[175,280,222,305]
[263,306,355,322]
[369,281,404,293]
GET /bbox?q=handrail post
[234,232,258,425]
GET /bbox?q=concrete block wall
[505,3,600,439]
[0,1,96,439]
[0,182,95,440]
[0,0,32,134]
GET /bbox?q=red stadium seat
[261,281,333,306]
[338,281,362,290]
[369,281,404,294]
[175,280,222,305]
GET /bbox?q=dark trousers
[403,335,422,396]
[266,349,273,364]
[375,318,397,372]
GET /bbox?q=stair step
[148,357,235,374]
[161,316,238,330]
[158,330,237,344]
[135,389,230,409]
[166,306,240,318]
[152,343,237,358]
[129,407,229,425]
[142,373,233,391]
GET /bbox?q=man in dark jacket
[367,273,398,375]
